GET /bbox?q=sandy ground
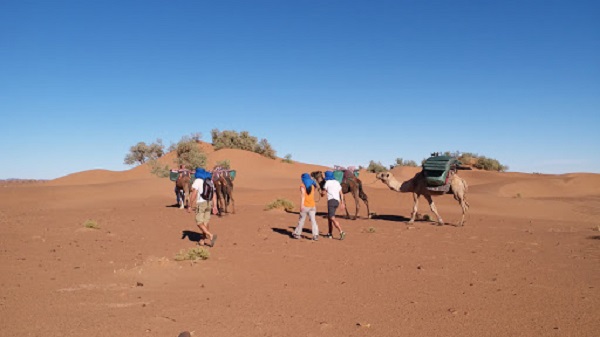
[1,147,599,337]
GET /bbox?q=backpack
[200,178,215,201]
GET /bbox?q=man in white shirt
[190,168,219,247]
[322,170,346,240]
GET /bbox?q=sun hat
[301,173,315,190]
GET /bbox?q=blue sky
[1,0,598,179]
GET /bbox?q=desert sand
[1,145,599,337]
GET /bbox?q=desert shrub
[124,139,165,165]
[392,158,418,168]
[367,227,376,233]
[254,138,277,159]
[366,160,387,173]
[211,129,277,159]
[83,219,100,229]
[148,159,170,178]
[474,156,508,172]
[215,159,231,169]
[281,154,293,164]
[174,247,210,261]
[265,198,295,211]
[175,137,207,170]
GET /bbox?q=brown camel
[375,171,469,226]
[310,171,371,220]
[212,172,235,215]
[175,175,192,211]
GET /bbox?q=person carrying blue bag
[292,173,320,241]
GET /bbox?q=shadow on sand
[181,230,204,243]
[371,214,411,222]
[587,235,600,240]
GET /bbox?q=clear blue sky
[1,0,598,179]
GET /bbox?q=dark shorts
[327,199,339,218]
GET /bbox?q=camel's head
[310,171,325,192]
[376,171,392,183]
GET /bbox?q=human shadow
[166,203,181,208]
[181,230,204,243]
[587,235,600,240]
[272,227,294,238]
[285,209,329,217]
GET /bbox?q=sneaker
[324,233,333,239]
[292,234,301,240]
[339,232,346,240]
[313,235,319,241]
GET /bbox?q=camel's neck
[385,176,403,192]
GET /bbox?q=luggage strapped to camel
[422,155,460,192]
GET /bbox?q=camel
[212,171,235,215]
[175,174,192,211]
[311,170,371,220]
[375,170,469,226]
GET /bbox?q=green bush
[265,198,295,211]
[392,158,418,168]
[175,137,207,170]
[215,159,231,169]
[148,159,170,178]
[474,156,508,172]
[211,129,277,159]
[174,247,210,261]
[124,139,165,165]
[83,219,100,229]
[281,154,293,164]
[366,160,387,173]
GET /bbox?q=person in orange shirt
[292,173,320,241]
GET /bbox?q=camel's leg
[409,193,419,223]
[458,198,469,226]
[352,188,360,220]
[358,182,370,218]
[184,185,191,211]
[229,189,235,214]
[424,194,444,225]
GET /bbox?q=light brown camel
[311,171,371,220]
[375,171,469,226]
[212,171,235,215]
[175,175,192,211]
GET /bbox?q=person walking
[292,173,319,241]
[322,170,346,240]
[190,168,219,247]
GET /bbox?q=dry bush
[265,198,295,211]
[83,219,100,229]
[174,247,210,261]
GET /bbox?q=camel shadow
[371,214,411,222]
[181,230,204,243]
[587,235,600,240]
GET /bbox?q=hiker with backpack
[292,173,320,241]
[190,168,218,247]
[322,170,346,240]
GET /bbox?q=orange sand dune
[1,147,599,337]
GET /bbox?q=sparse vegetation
[124,139,165,165]
[366,160,387,173]
[148,159,170,178]
[215,159,231,169]
[265,198,295,212]
[514,193,522,198]
[434,151,509,172]
[211,129,277,159]
[175,137,207,170]
[391,158,418,169]
[367,227,376,233]
[281,154,293,164]
[83,219,100,229]
[174,247,210,261]
[423,214,431,221]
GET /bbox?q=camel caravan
[170,165,236,216]
[376,154,470,226]
[170,152,469,227]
